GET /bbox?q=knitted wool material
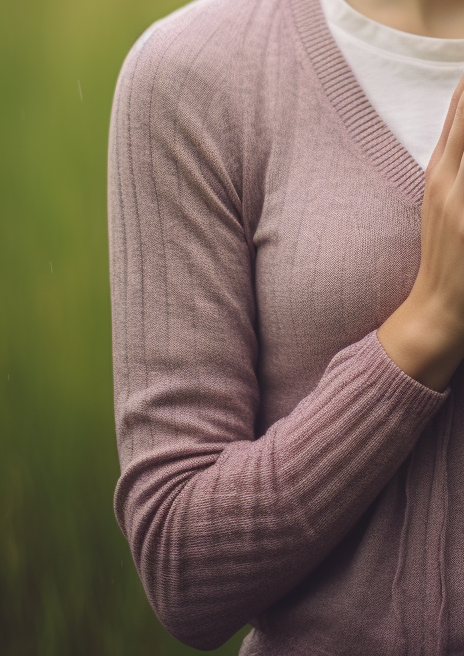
[107,0,463,653]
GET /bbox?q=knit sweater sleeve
[107,18,451,652]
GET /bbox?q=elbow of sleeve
[157,613,233,652]
[114,470,243,652]
[138,544,239,652]
[138,528,240,651]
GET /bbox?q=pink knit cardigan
[107,0,462,653]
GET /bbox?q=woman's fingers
[451,119,464,206]
[428,72,464,174]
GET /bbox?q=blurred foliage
[0,0,252,653]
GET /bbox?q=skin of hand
[408,71,464,342]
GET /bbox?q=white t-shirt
[319,0,464,170]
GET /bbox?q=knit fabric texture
[106,0,463,653]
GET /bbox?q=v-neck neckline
[289,0,427,206]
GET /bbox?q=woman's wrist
[376,295,464,392]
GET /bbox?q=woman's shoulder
[115,0,286,96]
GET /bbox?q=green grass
[1,0,252,653]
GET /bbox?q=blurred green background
[1,0,252,653]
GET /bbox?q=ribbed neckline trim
[289,0,426,205]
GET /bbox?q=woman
[107,0,464,653]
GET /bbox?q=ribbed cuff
[289,326,452,441]
[367,327,452,408]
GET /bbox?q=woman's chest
[252,141,423,387]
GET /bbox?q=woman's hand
[410,71,464,342]
[376,74,464,392]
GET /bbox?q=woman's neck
[343,0,464,38]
